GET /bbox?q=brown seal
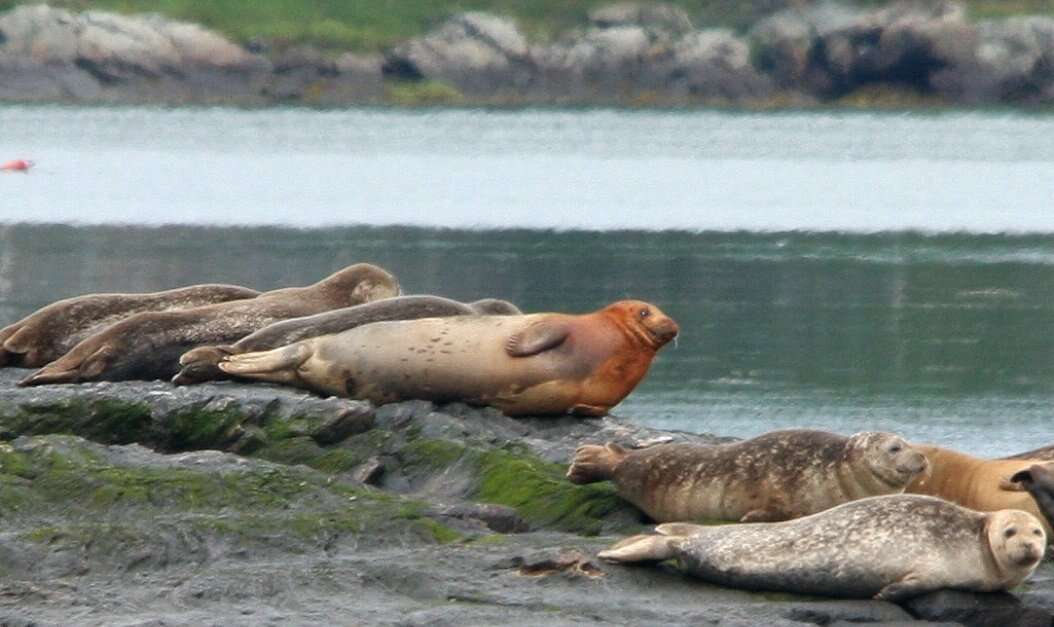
[19,263,400,386]
[172,295,522,385]
[0,284,260,368]
[1004,444,1054,462]
[217,299,678,416]
[598,495,1046,601]
[568,429,928,523]
[907,444,1054,537]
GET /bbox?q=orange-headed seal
[217,300,678,416]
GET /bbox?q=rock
[903,589,1054,626]
[939,16,1054,104]
[588,2,694,36]
[383,12,532,95]
[2,372,1053,625]
[648,29,774,100]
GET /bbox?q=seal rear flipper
[172,345,234,385]
[598,534,678,563]
[218,343,312,384]
[566,442,628,484]
[505,321,569,357]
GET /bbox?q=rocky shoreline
[0,1,1052,108]
[1,368,1053,626]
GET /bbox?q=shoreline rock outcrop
[1,1,1053,107]
[2,368,1054,625]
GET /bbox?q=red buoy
[1,160,34,172]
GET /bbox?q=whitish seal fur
[217,299,678,416]
[568,430,928,523]
[172,295,522,385]
[0,284,260,368]
[599,494,1046,601]
[19,263,400,385]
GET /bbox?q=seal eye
[889,445,901,453]
[1035,529,1044,536]
[639,308,650,319]
[1004,528,1017,539]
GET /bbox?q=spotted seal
[19,263,400,385]
[0,284,260,368]
[599,494,1046,601]
[172,295,522,385]
[568,429,928,522]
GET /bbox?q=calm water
[1,106,1053,456]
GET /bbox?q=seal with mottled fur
[19,263,400,386]
[0,284,260,368]
[599,495,1046,601]
[568,430,928,523]
[217,300,678,416]
[908,444,1054,537]
[172,295,522,385]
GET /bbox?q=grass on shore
[0,1,1051,52]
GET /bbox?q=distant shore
[0,1,1052,108]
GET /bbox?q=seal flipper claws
[655,523,710,536]
[505,321,569,357]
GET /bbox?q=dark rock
[903,589,1054,626]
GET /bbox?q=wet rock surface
[2,1,1053,106]
[0,369,1052,625]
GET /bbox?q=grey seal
[599,494,1046,601]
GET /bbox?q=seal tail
[597,534,679,563]
[566,442,628,484]
[217,343,311,384]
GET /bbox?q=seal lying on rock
[568,429,928,522]
[172,295,522,385]
[217,299,678,416]
[19,263,400,386]
[1005,444,1054,462]
[598,495,1046,601]
[1011,464,1054,533]
[907,444,1054,537]
[0,284,260,368]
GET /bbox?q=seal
[18,263,400,386]
[217,299,678,416]
[0,284,260,368]
[598,494,1046,601]
[906,444,1054,537]
[171,295,523,385]
[1010,464,1054,535]
[567,429,928,523]
[1004,444,1054,462]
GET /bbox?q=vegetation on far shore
[0,0,1051,52]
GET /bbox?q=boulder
[383,12,532,95]
[648,29,774,100]
[588,2,694,36]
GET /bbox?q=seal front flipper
[218,343,313,385]
[172,345,234,385]
[505,321,570,357]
